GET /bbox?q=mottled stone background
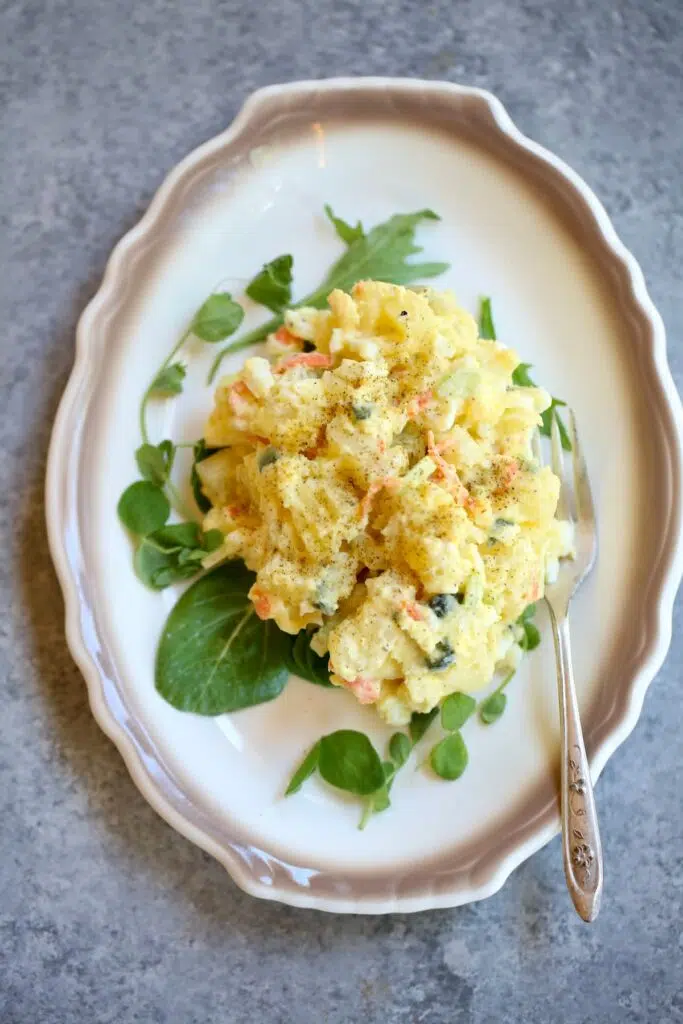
[1,0,682,1021]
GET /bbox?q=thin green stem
[140,327,192,443]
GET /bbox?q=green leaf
[519,602,536,622]
[324,204,364,245]
[540,398,572,451]
[134,539,198,589]
[190,439,220,514]
[208,207,449,383]
[310,210,448,296]
[191,293,245,342]
[520,621,541,652]
[511,362,535,388]
[155,562,291,714]
[317,730,385,796]
[202,529,224,553]
[285,742,320,795]
[409,707,439,744]
[135,441,176,487]
[389,732,411,768]
[479,297,496,340]
[480,691,508,725]
[245,254,293,313]
[152,522,202,550]
[118,481,170,535]
[430,731,469,780]
[285,630,333,687]
[149,363,186,396]
[441,692,476,732]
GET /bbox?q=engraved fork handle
[547,605,603,922]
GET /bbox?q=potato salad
[197,281,573,725]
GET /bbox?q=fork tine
[569,409,596,528]
[551,413,572,522]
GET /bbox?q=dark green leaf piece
[285,630,333,687]
[441,692,476,732]
[479,691,508,725]
[191,293,245,342]
[317,730,385,796]
[155,562,291,714]
[118,481,170,535]
[285,742,320,795]
[246,254,293,313]
[324,204,364,245]
[389,732,411,768]
[409,707,439,745]
[191,438,220,514]
[430,731,469,780]
[479,297,497,340]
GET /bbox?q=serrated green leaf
[324,204,364,244]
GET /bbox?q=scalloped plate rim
[45,77,683,913]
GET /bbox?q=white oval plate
[46,78,683,913]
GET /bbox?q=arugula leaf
[246,255,293,313]
[118,481,170,535]
[389,732,411,768]
[409,707,439,744]
[191,293,245,342]
[511,362,535,388]
[541,397,572,451]
[285,742,320,795]
[208,208,449,382]
[430,731,469,780]
[479,297,497,340]
[285,630,333,687]
[312,209,448,293]
[324,204,364,245]
[135,440,175,487]
[155,562,291,714]
[511,362,571,450]
[479,691,507,724]
[441,692,476,732]
[149,363,186,396]
[317,730,385,796]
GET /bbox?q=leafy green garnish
[118,481,170,535]
[285,630,333,687]
[480,298,571,451]
[155,562,291,714]
[191,293,245,342]
[246,255,293,313]
[478,296,496,340]
[441,692,476,732]
[324,204,364,244]
[135,440,175,487]
[208,208,449,382]
[190,438,219,514]
[149,363,186,396]
[430,731,469,780]
[409,707,439,744]
[541,397,572,451]
[389,732,411,768]
[517,602,541,652]
[317,730,385,796]
[479,690,508,724]
[134,523,223,590]
[285,742,321,795]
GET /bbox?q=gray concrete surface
[1,0,682,1021]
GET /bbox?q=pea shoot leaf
[246,254,294,313]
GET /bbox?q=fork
[537,410,603,922]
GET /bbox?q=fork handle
[547,608,603,922]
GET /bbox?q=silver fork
[536,410,602,922]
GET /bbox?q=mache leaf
[155,562,291,713]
